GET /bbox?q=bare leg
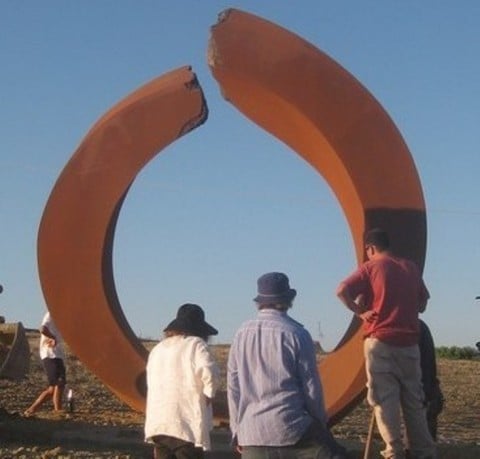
[53,385,65,411]
[24,386,54,415]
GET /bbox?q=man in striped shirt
[227,272,345,458]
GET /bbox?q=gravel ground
[1,331,479,458]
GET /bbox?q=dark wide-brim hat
[254,272,297,304]
[164,303,218,336]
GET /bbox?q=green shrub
[436,346,478,360]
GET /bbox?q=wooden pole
[363,410,376,459]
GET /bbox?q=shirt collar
[258,309,288,318]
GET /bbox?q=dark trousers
[151,435,204,459]
[241,420,347,459]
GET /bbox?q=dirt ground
[0,331,479,458]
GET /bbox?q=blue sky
[1,1,479,349]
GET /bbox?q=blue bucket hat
[254,272,297,304]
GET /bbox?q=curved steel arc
[208,9,426,424]
[37,66,208,412]
[37,10,426,425]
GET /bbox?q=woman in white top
[145,303,220,459]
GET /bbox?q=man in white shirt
[24,311,66,416]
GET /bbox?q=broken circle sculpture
[37,9,426,424]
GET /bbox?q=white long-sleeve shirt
[144,335,220,450]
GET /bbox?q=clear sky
[1,1,479,349]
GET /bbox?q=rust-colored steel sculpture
[37,66,208,412]
[208,9,426,424]
[37,9,426,425]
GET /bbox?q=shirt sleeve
[194,340,220,399]
[341,265,372,302]
[227,337,240,439]
[297,330,328,426]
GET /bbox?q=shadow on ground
[1,409,372,458]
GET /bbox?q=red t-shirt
[341,255,430,346]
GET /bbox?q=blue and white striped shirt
[227,309,328,446]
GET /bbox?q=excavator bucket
[0,322,30,380]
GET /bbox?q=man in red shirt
[336,228,436,459]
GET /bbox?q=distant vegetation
[436,346,479,360]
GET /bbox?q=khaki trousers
[364,338,436,459]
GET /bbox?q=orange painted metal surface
[208,9,426,424]
[37,66,208,412]
[37,9,426,425]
